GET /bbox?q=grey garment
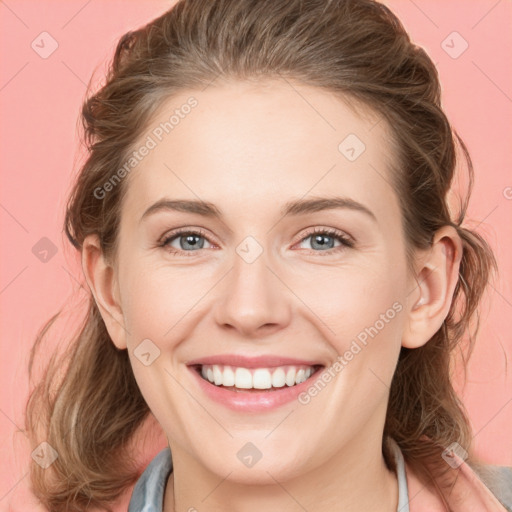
[389,438,411,512]
[127,442,512,512]
[128,448,172,512]
[473,464,512,512]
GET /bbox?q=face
[111,79,415,483]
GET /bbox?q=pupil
[313,234,333,250]
[182,234,203,250]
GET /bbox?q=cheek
[296,262,407,394]
[292,261,407,346]
[119,262,212,344]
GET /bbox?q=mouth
[187,358,326,412]
[192,363,324,392]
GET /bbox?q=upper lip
[186,354,325,369]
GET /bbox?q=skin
[83,78,462,512]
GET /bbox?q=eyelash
[159,227,354,257]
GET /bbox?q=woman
[25,0,512,510]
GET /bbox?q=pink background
[1,0,511,510]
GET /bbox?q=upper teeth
[201,364,315,389]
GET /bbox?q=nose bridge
[231,241,271,298]
[213,236,291,336]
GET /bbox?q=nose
[213,247,292,338]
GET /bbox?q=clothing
[128,440,512,511]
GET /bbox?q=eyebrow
[140,196,377,223]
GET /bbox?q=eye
[160,228,214,256]
[159,226,354,257]
[294,227,354,255]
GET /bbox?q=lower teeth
[220,385,284,392]
[200,374,310,391]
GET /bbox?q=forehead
[121,79,400,224]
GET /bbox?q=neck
[163,433,398,512]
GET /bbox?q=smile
[186,355,326,412]
[198,364,320,390]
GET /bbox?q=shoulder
[128,447,173,512]
[390,436,512,512]
[473,464,512,512]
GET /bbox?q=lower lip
[188,366,323,412]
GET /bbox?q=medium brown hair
[25,0,497,510]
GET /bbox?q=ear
[81,234,128,350]
[402,225,463,349]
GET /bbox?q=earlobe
[402,226,463,349]
[81,235,128,350]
